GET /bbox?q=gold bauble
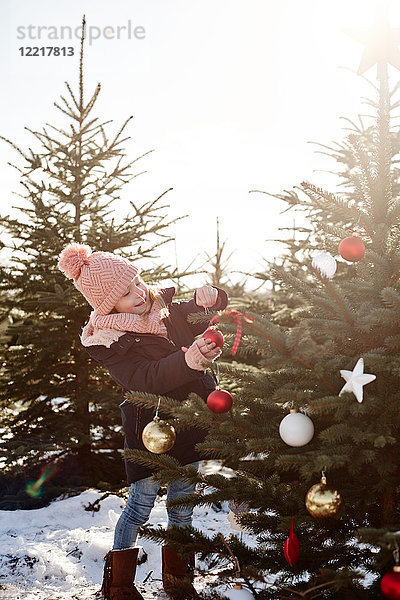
[142,416,176,454]
[305,475,342,518]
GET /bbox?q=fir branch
[123,448,181,471]
[0,136,31,161]
[243,319,337,394]
[65,81,80,112]
[300,181,349,212]
[53,101,77,121]
[312,268,354,325]
[81,84,101,120]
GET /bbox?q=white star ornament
[339,358,376,403]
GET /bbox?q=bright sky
[1,0,399,289]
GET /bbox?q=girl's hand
[195,285,218,308]
[182,337,221,370]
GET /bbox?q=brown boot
[100,548,144,600]
[161,545,199,599]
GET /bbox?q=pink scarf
[80,295,169,348]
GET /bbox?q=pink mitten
[182,342,206,371]
[195,285,218,308]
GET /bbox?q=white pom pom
[57,243,92,280]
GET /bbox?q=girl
[57,243,228,600]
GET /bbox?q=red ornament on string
[381,566,400,599]
[207,389,233,413]
[283,517,300,567]
[202,327,224,348]
[338,236,365,262]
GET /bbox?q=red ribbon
[346,230,368,237]
[210,309,255,355]
[283,517,300,567]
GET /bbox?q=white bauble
[312,252,337,278]
[222,584,255,600]
[279,410,314,447]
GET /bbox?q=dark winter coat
[84,286,228,484]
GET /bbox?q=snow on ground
[0,461,264,600]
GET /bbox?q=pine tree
[0,16,181,508]
[118,10,400,599]
[200,217,246,295]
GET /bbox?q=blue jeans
[113,461,200,550]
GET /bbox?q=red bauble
[207,390,233,413]
[283,518,300,567]
[381,568,400,599]
[202,327,224,348]
[338,236,365,262]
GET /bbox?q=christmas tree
[0,16,180,509]
[119,5,400,599]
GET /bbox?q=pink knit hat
[57,243,139,315]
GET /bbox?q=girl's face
[113,275,150,315]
